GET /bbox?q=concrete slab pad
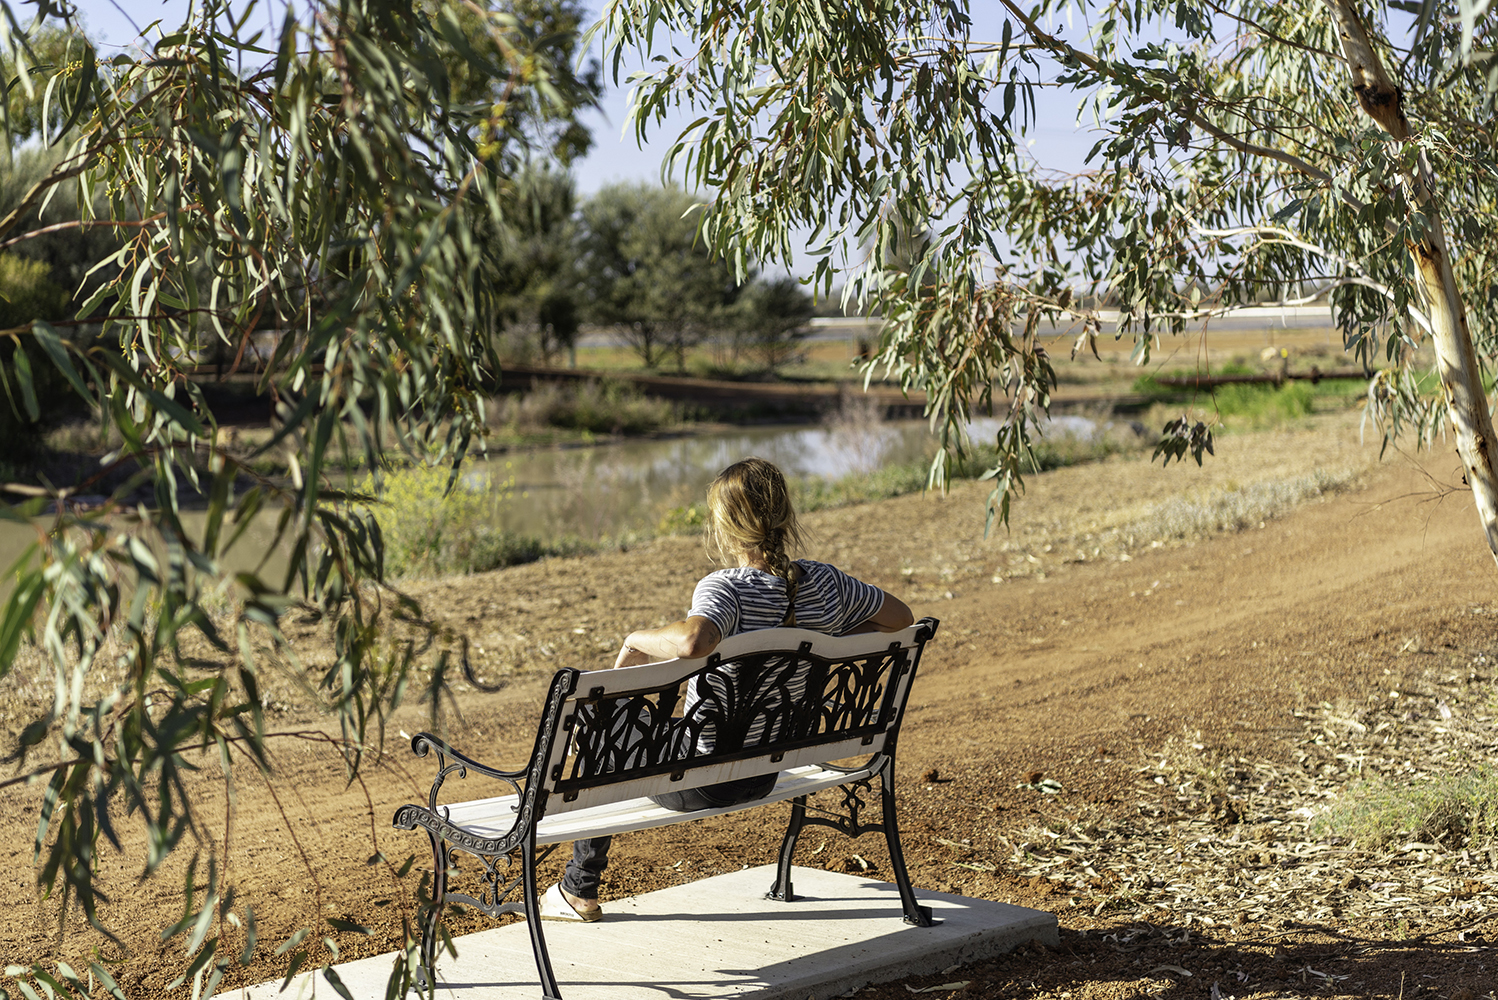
[216,865,1057,1000]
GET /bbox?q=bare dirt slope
[3,421,1496,1000]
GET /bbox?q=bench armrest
[409,732,529,813]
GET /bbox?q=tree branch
[994,0,1385,228]
[1191,222,1433,334]
[0,213,167,252]
[0,160,89,243]
[0,729,377,794]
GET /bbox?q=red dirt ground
[2,423,1495,1000]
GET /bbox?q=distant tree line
[485,175,816,373]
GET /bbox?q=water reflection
[0,415,1103,579]
[484,419,950,540]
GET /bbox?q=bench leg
[419,832,448,987]
[881,766,937,927]
[521,835,565,1000]
[767,795,807,901]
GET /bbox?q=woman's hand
[613,642,654,669]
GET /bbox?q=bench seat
[442,763,877,844]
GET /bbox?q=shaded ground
[3,415,1496,1000]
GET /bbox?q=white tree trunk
[1325,0,1498,566]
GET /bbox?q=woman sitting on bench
[542,456,915,922]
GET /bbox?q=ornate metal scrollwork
[393,803,520,857]
[442,847,529,920]
[559,646,908,794]
[401,669,577,854]
[395,668,579,928]
[421,742,523,805]
[798,777,887,839]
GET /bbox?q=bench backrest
[533,618,939,815]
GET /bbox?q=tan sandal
[540,883,601,922]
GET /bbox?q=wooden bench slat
[436,764,876,844]
[547,738,888,813]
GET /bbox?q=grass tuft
[1312,769,1498,849]
[1125,466,1360,541]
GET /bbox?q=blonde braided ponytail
[704,458,804,586]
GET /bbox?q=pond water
[0,414,1104,584]
[483,419,933,540]
[478,414,1103,540]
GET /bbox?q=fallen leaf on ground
[905,982,971,994]
[1149,965,1193,977]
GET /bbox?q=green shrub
[0,253,77,456]
[1213,381,1314,425]
[1312,769,1498,850]
[657,501,708,534]
[354,461,578,577]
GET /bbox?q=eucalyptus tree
[578,181,742,369]
[0,0,592,994]
[597,0,1498,555]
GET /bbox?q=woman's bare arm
[613,616,723,668]
[846,591,915,634]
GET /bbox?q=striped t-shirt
[687,559,885,640]
[682,560,885,755]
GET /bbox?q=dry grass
[1003,636,1498,938]
[487,380,678,437]
[851,411,1380,598]
[1123,465,1363,542]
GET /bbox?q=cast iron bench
[392,616,940,999]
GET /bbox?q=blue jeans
[560,772,778,898]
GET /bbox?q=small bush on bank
[656,501,708,534]
[1312,769,1498,850]
[490,379,677,437]
[1214,381,1315,425]
[354,462,585,577]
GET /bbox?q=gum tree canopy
[599,0,1498,554]
[0,0,592,993]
